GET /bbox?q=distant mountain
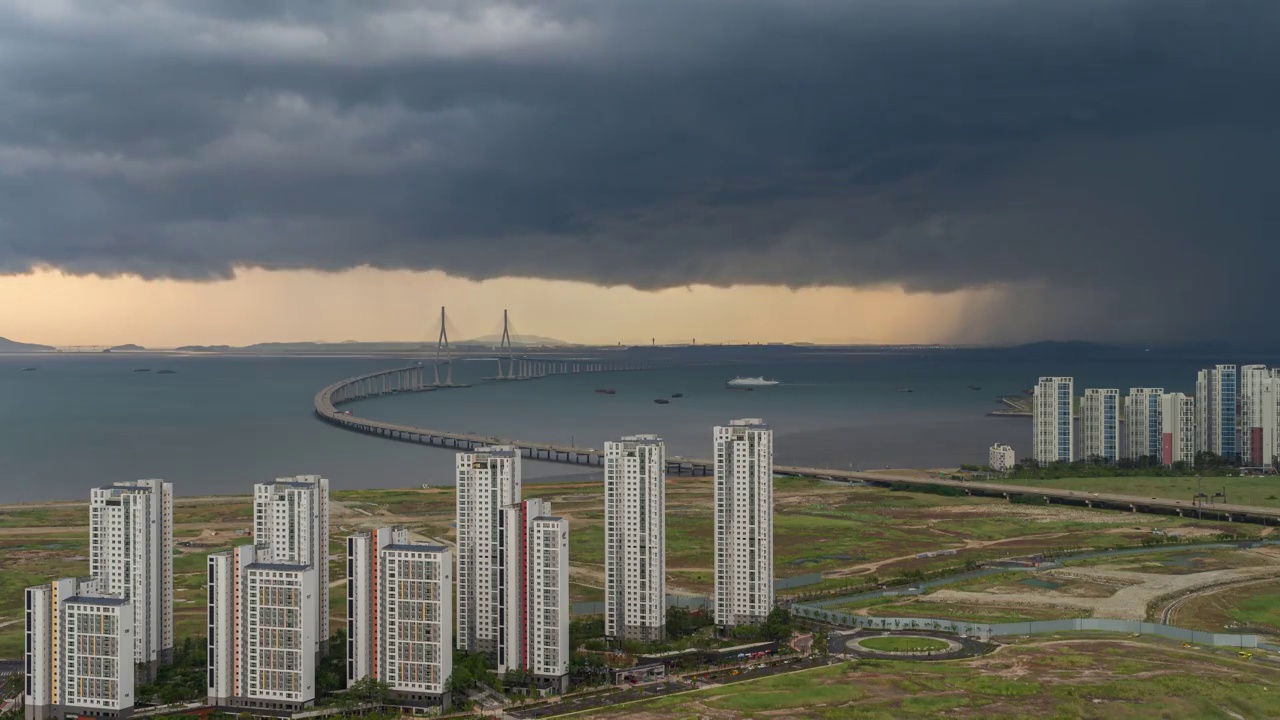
[174,341,429,353]
[460,334,575,347]
[109,344,146,351]
[175,344,234,352]
[0,336,55,353]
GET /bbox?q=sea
[3,345,1279,503]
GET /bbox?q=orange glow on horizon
[1,267,1011,347]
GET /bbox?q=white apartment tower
[25,577,136,720]
[1161,393,1197,468]
[89,479,173,672]
[254,475,330,653]
[1124,388,1165,461]
[207,544,320,713]
[714,419,774,628]
[347,528,453,711]
[496,499,570,692]
[1196,365,1238,460]
[1033,377,1074,463]
[1079,389,1119,463]
[1239,365,1273,466]
[1252,375,1280,468]
[456,446,521,657]
[527,514,569,687]
[988,444,1016,473]
[604,435,667,642]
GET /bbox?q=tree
[811,628,829,657]
[344,676,391,709]
[449,648,498,696]
[760,607,793,642]
[315,631,348,697]
[667,606,713,640]
[135,635,208,704]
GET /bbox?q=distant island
[175,336,575,353]
[109,343,147,351]
[458,333,574,347]
[0,336,55,353]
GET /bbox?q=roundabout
[832,630,994,661]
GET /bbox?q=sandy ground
[925,564,1280,620]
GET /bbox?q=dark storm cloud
[0,0,1277,338]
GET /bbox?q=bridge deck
[314,367,1280,524]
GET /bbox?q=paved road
[510,656,834,718]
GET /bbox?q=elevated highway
[316,367,1280,526]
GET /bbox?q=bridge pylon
[497,309,516,379]
[433,306,453,386]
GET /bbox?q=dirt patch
[934,504,1156,525]
[926,565,1280,620]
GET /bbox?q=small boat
[671,393,683,398]
[727,376,779,387]
[157,369,177,374]
[133,368,152,373]
[595,389,616,395]
[967,385,981,391]
[896,387,914,393]
[653,398,670,404]
[21,367,36,371]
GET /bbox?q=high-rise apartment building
[714,419,774,628]
[347,528,453,710]
[988,444,1016,473]
[1033,377,1074,463]
[1196,365,1238,460]
[1252,375,1280,468]
[88,479,173,672]
[254,476,330,653]
[25,578,135,720]
[1240,365,1272,466]
[209,476,329,713]
[526,514,569,687]
[208,545,319,713]
[456,446,521,657]
[496,500,569,691]
[1160,393,1197,467]
[1124,388,1165,461]
[1080,389,1119,463]
[604,435,666,642]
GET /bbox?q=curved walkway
[313,366,1280,523]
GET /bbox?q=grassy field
[866,601,1090,625]
[390,478,1263,600]
[587,638,1280,719]
[857,636,950,653]
[1170,578,1280,634]
[1064,548,1272,575]
[0,477,1266,660]
[827,593,1091,625]
[1008,475,1280,508]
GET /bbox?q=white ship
[726,376,780,387]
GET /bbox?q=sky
[1,1,1276,347]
